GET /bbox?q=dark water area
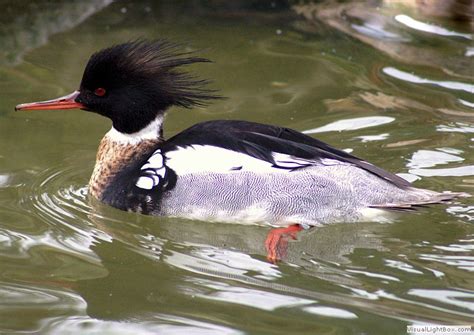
[0,1,473,334]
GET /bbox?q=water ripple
[408,289,474,312]
[41,314,243,335]
[395,15,472,40]
[383,67,474,93]
[303,116,395,134]
[18,164,114,259]
[407,149,464,169]
[0,282,86,333]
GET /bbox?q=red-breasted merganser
[16,40,468,262]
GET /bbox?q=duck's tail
[370,188,470,211]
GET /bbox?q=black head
[15,40,219,134]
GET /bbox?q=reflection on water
[395,14,472,40]
[437,122,474,133]
[409,165,474,177]
[0,0,112,66]
[294,1,473,78]
[0,0,473,334]
[408,289,474,312]
[446,206,474,222]
[304,116,395,134]
[408,149,464,169]
[383,67,474,94]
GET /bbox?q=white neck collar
[105,115,164,145]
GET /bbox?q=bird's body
[15,40,467,261]
[89,118,460,227]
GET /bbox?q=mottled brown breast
[89,136,161,200]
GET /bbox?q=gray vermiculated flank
[157,165,440,225]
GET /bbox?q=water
[0,1,473,334]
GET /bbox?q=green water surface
[0,1,473,334]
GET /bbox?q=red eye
[94,87,106,97]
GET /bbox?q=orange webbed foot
[265,224,303,263]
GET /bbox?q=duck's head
[15,40,218,134]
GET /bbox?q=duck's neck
[106,115,165,144]
[89,116,164,200]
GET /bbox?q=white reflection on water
[193,279,314,311]
[396,173,421,183]
[165,247,281,280]
[303,116,395,134]
[406,146,472,178]
[194,247,281,280]
[384,259,423,275]
[0,174,9,187]
[0,283,84,306]
[446,206,474,221]
[437,123,474,133]
[466,47,474,57]
[303,306,358,319]
[134,233,165,261]
[42,315,243,335]
[345,286,474,318]
[355,133,389,143]
[346,269,400,282]
[395,14,473,40]
[407,149,464,169]
[425,268,445,278]
[434,241,474,253]
[459,99,474,108]
[383,67,474,93]
[437,148,464,155]
[419,254,474,272]
[409,165,474,177]
[1,229,100,265]
[408,289,474,312]
[351,22,406,41]
[1,282,87,332]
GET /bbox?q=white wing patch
[272,153,315,169]
[136,176,155,190]
[164,145,339,175]
[136,150,167,190]
[165,145,271,174]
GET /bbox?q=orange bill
[15,91,83,111]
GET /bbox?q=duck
[15,40,467,262]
